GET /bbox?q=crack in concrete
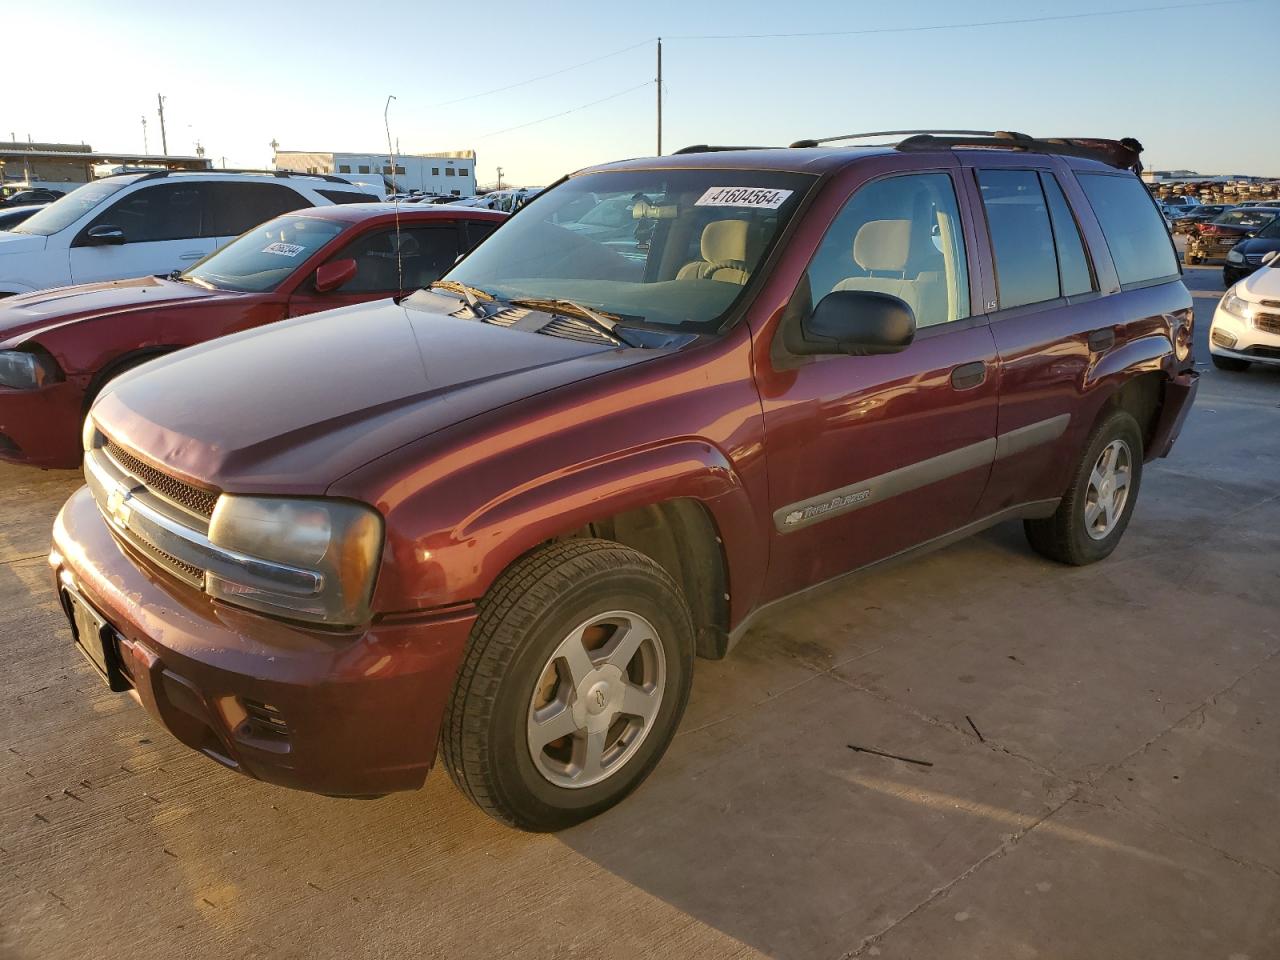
[834,642,1280,959]
[1,552,47,566]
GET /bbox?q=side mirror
[1262,251,1280,267]
[84,224,126,246]
[792,290,916,356]
[314,258,357,293]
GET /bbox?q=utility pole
[656,37,663,156]
[141,115,148,155]
[157,94,168,156]
[496,166,504,190]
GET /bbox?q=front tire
[441,538,695,831]
[1025,410,1143,566]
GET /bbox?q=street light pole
[157,94,168,156]
[656,37,663,156]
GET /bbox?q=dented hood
[0,275,225,348]
[92,292,651,494]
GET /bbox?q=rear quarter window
[206,182,311,237]
[1077,173,1178,287]
[317,189,377,205]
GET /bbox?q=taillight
[1200,224,1220,236]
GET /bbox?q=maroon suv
[50,132,1198,831]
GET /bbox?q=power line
[667,0,1253,40]
[431,39,653,109]
[477,80,653,140]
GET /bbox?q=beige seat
[677,219,752,285]
[833,219,946,326]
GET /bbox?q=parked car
[0,204,504,468]
[1209,256,1280,370]
[0,170,378,297]
[1171,203,1233,235]
[0,204,45,231]
[1185,205,1280,264]
[0,186,65,208]
[1223,216,1280,285]
[52,132,1197,831]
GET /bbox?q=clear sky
[6,0,1274,187]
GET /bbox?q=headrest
[853,219,911,272]
[701,219,749,263]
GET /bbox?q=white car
[0,170,376,297]
[1209,252,1280,371]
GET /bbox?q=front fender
[369,438,763,618]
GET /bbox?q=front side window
[806,172,970,329]
[12,178,135,236]
[182,215,344,292]
[977,169,1059,309]
[439,168,814,332]
[333,225,461,292]
[82,182,204,244]
[1078,173,1179,286]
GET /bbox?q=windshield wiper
[508,298,636,347]
[430,279,497,313]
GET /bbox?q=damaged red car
[0,204,504,467]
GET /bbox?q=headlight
[0,349,62,390]
[206,496,384,626]
[1220,288,1252,321]
[1227,249,1244,263]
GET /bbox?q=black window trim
[1072,170,1182,293]
[1038,170,1099,298]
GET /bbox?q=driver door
[69,183,214,283]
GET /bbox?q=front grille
[1246,346,1280,360]
[1255,313,1280,336]
[242,699,290,740]
[130,531,205,586]
[105,441,219,518]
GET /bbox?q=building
[273,149,477,197]
[0,141,210,190]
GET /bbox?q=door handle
[178,252,203,261]
[950,361,987,391]
[1088,328,1115,352]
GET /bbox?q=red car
[0,204,506,468]
[52,132,1197,831]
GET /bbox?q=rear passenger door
[963,159,1114,517]
[69,182,214,283]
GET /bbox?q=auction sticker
[694,186,793,209]
[262,241,305,257]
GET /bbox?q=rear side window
[976,170,1059,309]
[318,189,377,205]
[83,183,204,244]
[333,225,461,292]
[1077,173,1178,286]
[1040,174,1094,297]
[206,182,310,237]
[462,218,500,252]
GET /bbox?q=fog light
[1212,328,1237,349]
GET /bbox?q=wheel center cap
[585,680,612,715]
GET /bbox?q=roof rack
[672,144,777,155]
[787,129,1142,171]
[788,129,1008,148]
[99,168,356,185]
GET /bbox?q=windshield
[1216,209,1278,228]
[12,179,133,236]
[439,168,814,331]
[183,215,345,292]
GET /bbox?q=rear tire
[1211,354,1250,372]
[441,538,695,831]
[1025,410,1143,566]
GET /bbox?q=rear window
[1077,173,1178,286]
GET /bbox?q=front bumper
[0,381,86,469]
[50,486,476,796]
[1210,301,1280,368]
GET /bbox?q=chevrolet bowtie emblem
[105,483,140,527]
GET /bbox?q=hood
[0,231,46,258]
[1238,266,1280,300]
[93,291,658,494]
[0,275,224,347]
[1234,236,1280,255]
